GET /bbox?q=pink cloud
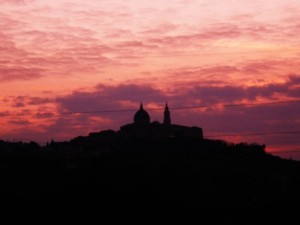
[146,22,281,48]
[117,41,158,49]
[28,97,53,105]
[0,111,10,116]
[140,23,179,35]
[0,67,43,81]
[0,0,300,159]
[12,101,25,108]
[35,112,55,119]
[8,96,54,108]
[0,0,29,4]
[8,119,31,125]
[1,1,298,86]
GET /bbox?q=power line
[171,100,300,110]
[1,99,300,117]
[32,99,300,115]
[42,99,300,115]
[269,150,300,154]
[205,131,300,138]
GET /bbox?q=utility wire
[269,150,300,154]
[45,99,300,115]
[1,99,300,117]
[60,100,300,114]
[171,100,300,110]
[205,131,300,138]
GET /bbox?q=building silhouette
[163,103,171,126]
[134,103,151,126]
[120,103,203,139]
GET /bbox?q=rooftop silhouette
[117,102,203,139]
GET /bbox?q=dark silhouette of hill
[0,133,300,223]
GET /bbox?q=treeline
[0,133,299,223]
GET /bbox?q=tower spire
[164,102,171,126]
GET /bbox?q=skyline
[1,0,300,159]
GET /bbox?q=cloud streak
[0,67,44,81]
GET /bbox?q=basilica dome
[134,103,150,125]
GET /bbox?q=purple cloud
[1,77,300,157]
[58,84,167,113]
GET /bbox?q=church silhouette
[119,103,203,139]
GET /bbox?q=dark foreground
[0,137,300,223]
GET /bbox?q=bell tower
[163,103,171,126]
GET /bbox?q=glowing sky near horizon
[1,0,300,159]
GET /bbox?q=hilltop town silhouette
[119,103,203,138]
[87,102,203,140]
[0,103,300,222]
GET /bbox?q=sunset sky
[1,0,300,159]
